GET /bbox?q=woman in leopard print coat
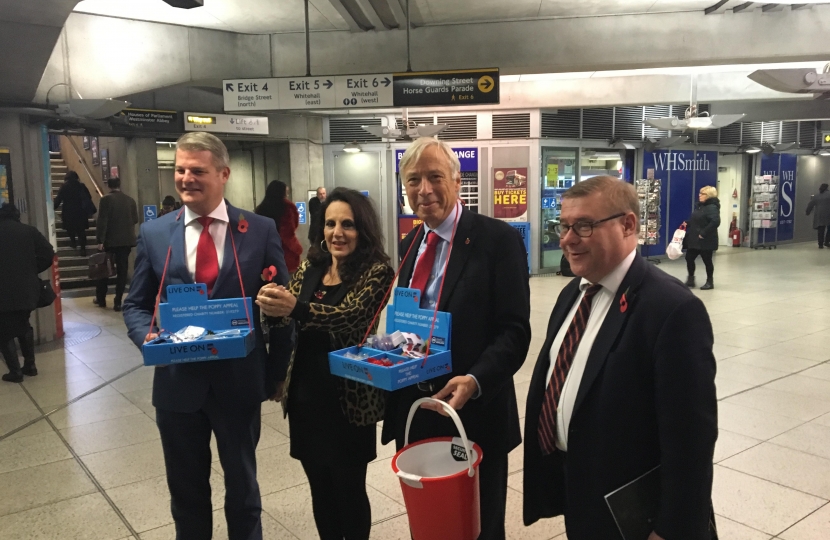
[258,188,394,540]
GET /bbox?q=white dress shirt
[184,202,229,281]
[546,249,636,451]
[408,201,460,309]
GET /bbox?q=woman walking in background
[685,185,721,290]
[53,170,94,256]
[256,180,303,273]
[806,183,830,248]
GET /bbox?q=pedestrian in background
[307,186,326,243]
[94,177,138,311]
[806,183,830,248]
[684,185,721,290]
[53,170,94,256]
[256,180,303,273]
[0,203,55,382]
[159,195,177,217]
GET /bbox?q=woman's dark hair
[820,183,828,193]
[255,180,288,224]
[162,195,176,207]
[64,170,79,183]
[308,187,390,286]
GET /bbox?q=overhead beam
[704,0,731,15]
[386,0,406,27]
[354,0,385,30]
[762,4,784,12]
[325,0,366,32]
[732,2,755,13]
[790,4,809,10]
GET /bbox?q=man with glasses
[522,176,717,540]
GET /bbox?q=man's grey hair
[399,137,460,178]
[176,132,230,170]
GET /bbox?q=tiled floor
[1,243,829,539]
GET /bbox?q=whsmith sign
[651,151,712,171]
[223,68,499,111]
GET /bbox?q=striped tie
[538,283,603,455]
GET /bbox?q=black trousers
[0,311,34,370]
[686,249,714,281]
[66,226,87,250]
[817,226,829,247]
[300,460,371,540]
[96,246,131,304]
[156,393,263,540]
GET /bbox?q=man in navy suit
[123,132,290,540]
[522,176,717,539]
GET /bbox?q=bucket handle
[404,397,475,478]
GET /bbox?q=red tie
[538,283,603,455]
[195,216,219,295]
[410,232,440,297]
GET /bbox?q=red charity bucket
[391,397,484,540]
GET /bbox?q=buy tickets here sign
[493,167,528,221]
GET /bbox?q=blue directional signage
[542,197,556,209]
[360,191,370,198]
[295,202,307,225]
[143,205,157,222]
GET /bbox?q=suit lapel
[571,254,649,417]
[438,209,475,311]
[398,226,425,288]
[213,202,245,297]
[298,264,327,302]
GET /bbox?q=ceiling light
[643,136,689,152]
[343,142,362,153]
[645,113,744,131]
[748,65,830,95]
[817,149,830,157]
[737,145,761,154]
[774,142,800,153]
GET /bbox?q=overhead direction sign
[393,68,499,107]
[184,112,269,135]
[223,79,278,111]
[823,131,830,147]
[335,74,393,108]
[222,68,499,112]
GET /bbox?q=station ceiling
[72,0,828,34]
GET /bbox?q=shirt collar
[423,201,461,244]
[579,249,637,295]
[185,200,229,226]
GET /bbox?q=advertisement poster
[493,167,528,221]
[760,153,797,242]
[90,137,99,165]
[545,164,558,188]
[101,149,110,180]
[0,149,11,205]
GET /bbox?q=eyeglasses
[555,213,625,238]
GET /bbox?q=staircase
[50,150,113,298]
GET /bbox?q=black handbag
[37,279,56,308]
[88,251,115,280]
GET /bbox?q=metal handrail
[64,135,104,197]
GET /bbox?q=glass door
[540,147,579,270]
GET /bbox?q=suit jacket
[381,208,531,456]
[522,254,718,540]
[122,201,290,413]
[97,190,138,248]
[0,217,55,313]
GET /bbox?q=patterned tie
[410,232,441,297]
[538,283,603,455]
[195,216,219,295]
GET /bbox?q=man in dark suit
[123,132,290,540]
[94,176,138,311]
[522,176,717,540]
[381,137,531,540]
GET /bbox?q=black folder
[604,465,661,540]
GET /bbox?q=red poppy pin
[620,286,630,313]
[238,214,248,233]
[261,265,277,282]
